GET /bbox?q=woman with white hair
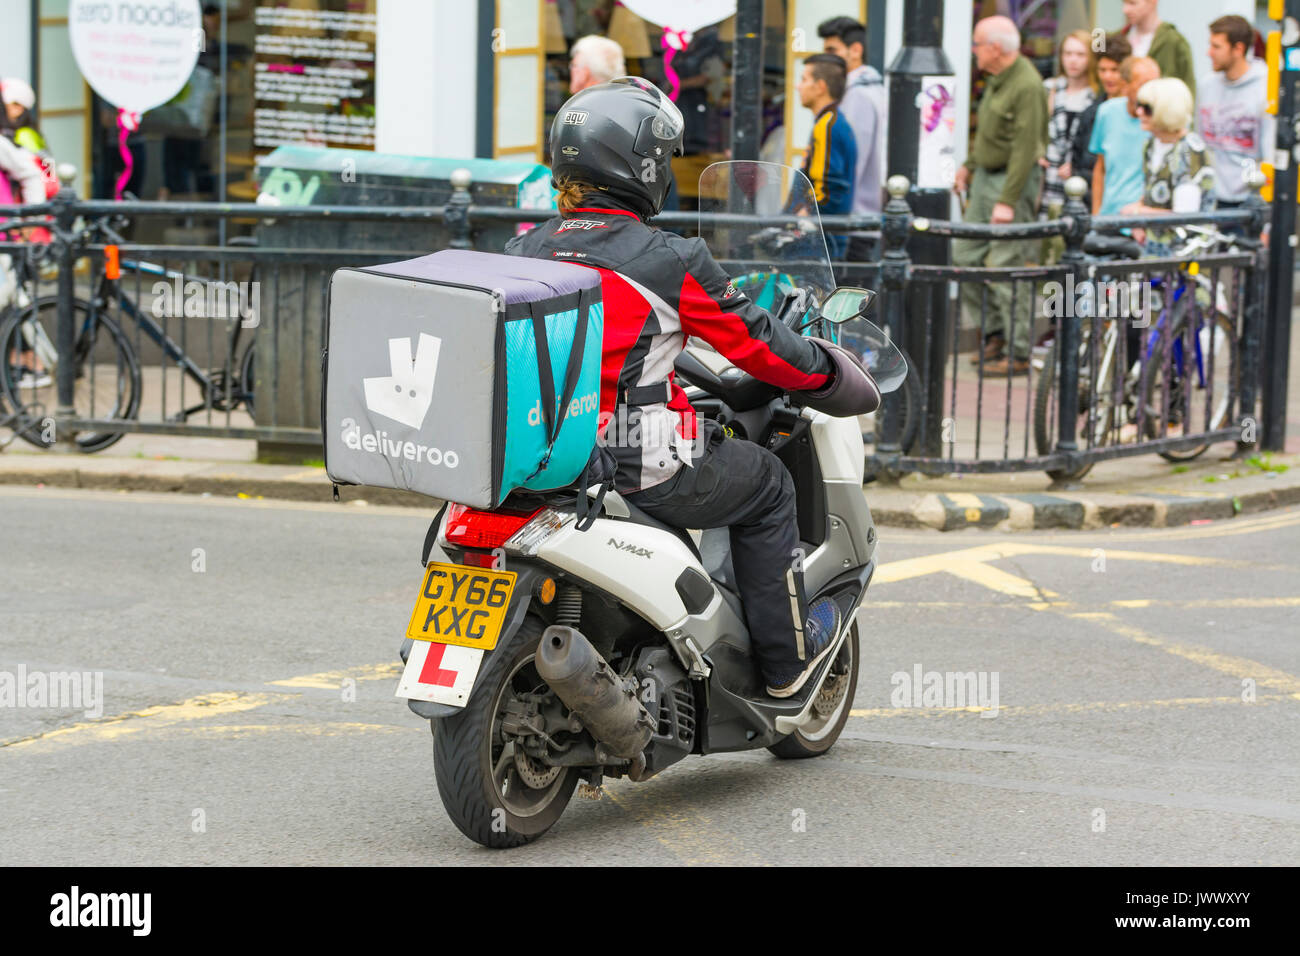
[1121,77,1215,245]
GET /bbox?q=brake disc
[514,749,563,790]
[813,669,849,718]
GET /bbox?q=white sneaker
[17,368,52,388]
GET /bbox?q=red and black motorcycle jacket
[504,196,832,493]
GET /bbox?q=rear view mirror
[822,287,876,324]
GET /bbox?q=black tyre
[1139,308,1237,463]
[0,296,140,452]
[871,351,922,454]
[432,614,580,848]
[1034,337,1095,481]
[239,342,255,416]
[767,621,859,759]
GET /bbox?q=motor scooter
[396,162,909,847]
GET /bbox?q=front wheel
[1140,309,1237,462]
[432,614,580,848]
[767,620,859,759]
[870,351,921,454]
[239,342,256,416]
[0,296,141,452]
[1033,336,1103,482]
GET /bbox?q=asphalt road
[2,485,1298,865]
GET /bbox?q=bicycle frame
[93,256,254,415]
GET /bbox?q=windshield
[697,161,835,308]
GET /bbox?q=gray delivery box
[323,250,604,509]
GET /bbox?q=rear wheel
[767,620,859,759]
[432,614,580,848]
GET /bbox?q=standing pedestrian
[1122,77,1215,251]
[1120,0,1194,99]
[792,53,857,257]
[818,15,886,261]
[1071,34,1132,210]
[1087,56,1160,215]
[1198,14,1274,214]
[568,35,625,93]
[1040,31,1098,216]
[952,16,1047,377]
[1040,30,1098,264]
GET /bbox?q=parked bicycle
[0,214,257,453]
[1033,224,1242,480]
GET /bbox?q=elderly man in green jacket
[953,15,1048,377]
[1121,0,1195,99]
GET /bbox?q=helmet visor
[609,76,684,155]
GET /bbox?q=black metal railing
[0,168,1274,483]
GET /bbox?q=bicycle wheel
[1033,324,1117,482]
[1139,306,1237,462]
[239,341,255,417]
[0,295,141,452]
[870,350,921,453]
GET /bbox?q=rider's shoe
[766,597,843,699]
[17,367,52,388]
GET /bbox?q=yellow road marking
[1011,544,1246,566]
[1,691,290,752]
[603,785,762,866]
[868,596,1300,611]
[850,693,1298,720]
[1,653,407,753]
[1112,596,1300,609]
[944,560,1057,601]
[269,662,403,689]
[150,722,409,738]
[873,541,1237,587]
[1081,613,1300,695]
[885,507,1300,545]
[1,491,1292,758]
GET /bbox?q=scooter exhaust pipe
[536,625,655,762]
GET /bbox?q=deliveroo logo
[364,334,441,429]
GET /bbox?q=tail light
[441,503,574,555]
[443,503,540,550]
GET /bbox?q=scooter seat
[617,499,702,560]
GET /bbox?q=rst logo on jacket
[563,110,588,125]
[607,538,652,558]
[556,219,610,232]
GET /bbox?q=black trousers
[625,421,810,682]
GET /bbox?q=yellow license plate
[406,562,516,650]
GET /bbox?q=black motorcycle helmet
[550,76,685,219]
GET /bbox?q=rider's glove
[789,338,881,418]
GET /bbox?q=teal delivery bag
[324,250,604,509]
